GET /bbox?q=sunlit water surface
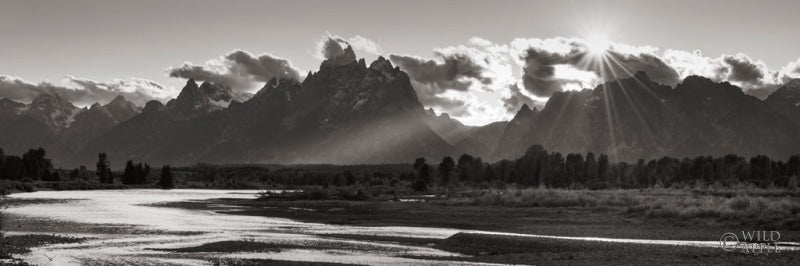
[5,189,799,265]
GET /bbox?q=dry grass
[444,187,800,228]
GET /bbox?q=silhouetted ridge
[494,74,800,161]
[77,49,456,166]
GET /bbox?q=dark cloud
[0,75,173,106]
[389,45,508,121]
[604,51,680,84]
[167,50,301,92]
[513,38,681,97]
[389,53,489,92]
[390,41,516,124]
[722,54,766,85]
[401,79,471,117]
[320,37,347,59]
[167,64,247,89]
[225,51,301,82]
[316,36,357,66]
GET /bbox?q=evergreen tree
[457,154,475,182]
[69,168,79,180]
[598,154,610,183]
[413,157,426,171]
[96,153,111,183]
[634,159,647,187]
[159,165,174,189]
[22,148,52,180]
[585,152,598,182]
[142,164,151,184]
[343,170,355,186]
[0,147,5,176]
[419,164,431,184]
[484,164,496,182]
[438,156,455,184]
[4,156,25,180]
[122,160,136,185]
[412,163,430,191]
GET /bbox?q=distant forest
[1,145,799,190]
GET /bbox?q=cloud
[390,53,484,92]
[0,75,175,106]
[0,76,62,103]
[722,54,767,84]
[510,37,680,97]
[318,37,348,60]
[391,39,535,125]
[393,36,800,125]
[315,34,383,60]
[661,49,728,81]
[779,57,800,82]
[347,35,382,55]
[167,50,301,93]
[662,50,781,90]
[504,83,545,114]
[65,76,176,106]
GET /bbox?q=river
[5,189,799,265]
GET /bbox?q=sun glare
[585,34,611,55]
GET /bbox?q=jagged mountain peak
[142,100,164,114]
[512,103,537,121]
[519,103,532,112]
[185,78,199,89]
[369,56,394,72]
[102,95,140,122]
[106,95,138,108]
[109,94,128,104]
[254,77,302,97]
[22,92,81,130]
[168,79,242,117]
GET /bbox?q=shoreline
[3,188,800,265]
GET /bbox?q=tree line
[0,147,59,181]
[0,147,174,189]
[3,145,799,191]
[410,145,800,190]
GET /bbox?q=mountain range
[495,72,800,161]
[2,48,800,167]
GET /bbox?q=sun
[585,34,611,55]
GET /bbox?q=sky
[1,0,800,125]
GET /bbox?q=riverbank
[156,187,800,241]
[150,187,800,264]
[3,188,799,265]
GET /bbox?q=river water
[5,189,799,265]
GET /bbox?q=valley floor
[152,188,800,264]
[3,188,800,265]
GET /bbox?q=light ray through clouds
[3,32,800,127]
[394,32,800,126]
